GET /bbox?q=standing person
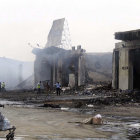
[37,81,41,94]
[45,82,50,95]
[55,82,61,96]
[1,82,5,92]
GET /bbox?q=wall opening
[133,49,140,89]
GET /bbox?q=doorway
[133,49,140,89]
[130,49,140,89]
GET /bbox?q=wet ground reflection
[1,103,140,140]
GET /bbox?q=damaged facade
[112,29,140,90]
[32,18,86,88]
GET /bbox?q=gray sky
[0,0,140,61]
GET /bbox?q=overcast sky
[0,0,140,61]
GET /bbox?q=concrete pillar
[119,48,129,90]
[77,45,81,50]
[72,46,75,51]
[69,74,75,88]
[57,59,62,84]
[112,50,119,89]
[52,60,56,85]
[34,57,41,87]
[78,55,85,86]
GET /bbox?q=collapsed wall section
[32,46,86,88]
[85,53,112,83]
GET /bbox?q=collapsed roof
[45,18,71,50]
[115,29,140,41]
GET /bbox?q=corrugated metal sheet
[45,18,71,50]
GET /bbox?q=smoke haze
[0,57,33,89]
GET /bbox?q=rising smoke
[0,57,33,89]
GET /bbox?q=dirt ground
[0,106,113,140]
[0,91,140,139]
[0,104,140,139]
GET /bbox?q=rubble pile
[127,128,140,139]
[0,82,140,108]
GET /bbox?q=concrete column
[112,50,119,89]
[52,60,56,85]
[34,57,41,87]
[78,55,85,86]
[57,59,62,84]
[69,74,75,88]
[119,48,129,90]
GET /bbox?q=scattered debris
[127,127,140,138]
[61,107,69,111]
[6,126,16,140]
[40,103,60,108]
[0,104,4,108]
[86,104,94,108]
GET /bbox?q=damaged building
[32,18,112,89]
[112,29,140,90]
[33,46,86,88]
[32,18,86,88]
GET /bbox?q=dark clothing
[37,88,41,94]
[56,88,61,96]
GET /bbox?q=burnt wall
[85,53,112,83]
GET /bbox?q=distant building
[112,29,140,90]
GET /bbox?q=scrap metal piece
[45,18,72,50]
[6,126,16,140]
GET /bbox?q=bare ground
[0,106,113,140]
[0,91,140,139]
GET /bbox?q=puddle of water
[0,100,23,105]
[63,108,95,115]
[99,116,140,140]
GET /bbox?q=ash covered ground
[0,84,140,139]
